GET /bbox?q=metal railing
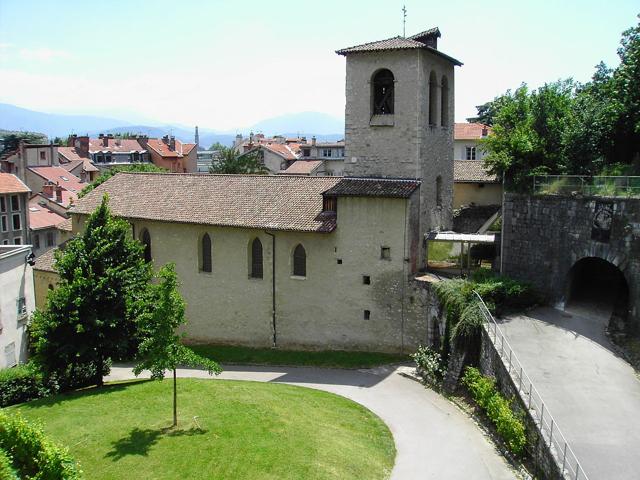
[533,175,640,198]
[473,291,589,480]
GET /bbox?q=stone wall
[502,193,640,330]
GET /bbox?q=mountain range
[0,103,345,148]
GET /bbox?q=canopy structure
[425,231,497,277]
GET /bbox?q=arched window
[436,176,443,207]
[428,71,437,125]
[440,76,449,127]
[250,238,263,279]
[372,69,394,115]
[201,233,212,273]
[293,244,306,277]
[141,228,152,263]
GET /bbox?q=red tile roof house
[146,136,197,173]
[238,139,303,174]
[88,134,150,168]
[0,173,31,246]
[454,122,491,161]
[57,135,100,182]
[24,166,84,209]
[27,196,68,257]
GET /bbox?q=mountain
[91,125,235,149]
[0,103,134,138]
[248,111,344,137]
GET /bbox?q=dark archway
[565,257,629,330]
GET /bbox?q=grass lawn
[9,379,395,480]
[188,344,410,368]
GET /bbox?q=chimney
[55,185,63,204]
[137,135,148,148]
[162,135,169,145]
[169,136,176,151]
[42,182,55,199]
[481,126,488,137]
[102,134,109,147]
[77,136,89,157]
[67,134,77,147]
[311,136,316,146]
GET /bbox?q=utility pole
[402,5,407,37]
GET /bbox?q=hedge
[0,447,19,480]
[0,411,82,479]
[0,364,54,408]
[462,367,527,455]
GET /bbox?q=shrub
[0,448,18,480]
[462,367,526,455]
[0,363,56,408]
[0,411,81,479]
[411,346,445,384]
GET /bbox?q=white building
[0,245,35,368]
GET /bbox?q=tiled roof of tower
[323,178,420,198]
[408,27,441,41]
[454,161,499,183]
[454,123,491,140]
[70,173,343,233]
[0,173,30,194]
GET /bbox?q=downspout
[264,230,277,347]
[401,200,408,353]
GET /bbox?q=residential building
[0,244,35,368]
[0,173,30,246]
[24,166,84,208]
[454,122,490,161]
[453,161,501,208]
[28,196,69,257]
[197,150,222,173]
[236,135,303,173]
[146,135,197,173]
[58,135,100,182]
[280,160,325,176]
[298,138,346,175]
[0,141,59,181]
[88,134,150,168]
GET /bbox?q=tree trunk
[173,368,177,427]
[96,354,104,387]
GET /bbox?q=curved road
[108,364,516,480]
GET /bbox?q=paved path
[108,364,515,480]
[499,304,640,480]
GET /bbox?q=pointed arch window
[440,76,449,127]
[201,233,212,273]
[372,69,395,115]
[141,228,152,263]
[250,238,263,279]
[429,71,437,125]
[293,244,306,277]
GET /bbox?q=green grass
[9,379,395,480]
[427,241,455,262]
[188,345,410,369]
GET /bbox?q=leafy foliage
[0,411,82,479]
[0,131,48,153]
[207,141,227,151]
[480,15,640,191]
[30,195,152,388]
[411,345,445,385]
[0,447,19,480]
[0,363,57,408]
[209,147,268,174]
[134,263,221,425]
[462,367,526,455]
[78,163,167,198]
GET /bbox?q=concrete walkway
[108,364,516,480]
[499,304,640,480]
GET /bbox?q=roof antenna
[402,5,407,38]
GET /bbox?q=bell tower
[337,28,462,232]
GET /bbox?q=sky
[0,0,637,131]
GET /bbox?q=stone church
[67,28,462,353]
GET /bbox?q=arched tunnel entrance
[565,257,629,330]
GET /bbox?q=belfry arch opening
[565,257,629,329]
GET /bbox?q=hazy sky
[0,0,637,130]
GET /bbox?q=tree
[0,131,47,153]
[133,263,221,427]
[207,141,227,151]
[78,163,167,198]
[209,147,268,174]
[30,195,152,388]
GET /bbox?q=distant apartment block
[0,173,30,246]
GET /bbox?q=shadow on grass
[105,426,208,461]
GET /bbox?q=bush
[0,411,82,479]
[0,448,18,480]
[470,270,539,315]
[462,367,526,455]
[0,363,56,408]
[411,346,445,384]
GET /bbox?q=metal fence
[533,175,640,198]
[474,292,589,480]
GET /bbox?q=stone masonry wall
[502,193,640,330]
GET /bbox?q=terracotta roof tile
[58,146,86,162]
[33,247,57,272]
[28,198,68,230]
[27,166,85,193]
[323,178,420,198]
[56,217,72,231]
[70,173,343,233]
[0,173,30,194]
[88,138,146,153]
[281,160,323,175]
[454,161,499,183]
[454,123,491,140]
[146,139,195,158]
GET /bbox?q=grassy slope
[10,379,395,480]
[188,345,410,369]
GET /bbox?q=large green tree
[209,147,268,174]
[133,263,221,427]
[30,195,152,388]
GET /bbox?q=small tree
[209,147,268,174]
[133,263,221,427]
[30,195,152,388]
